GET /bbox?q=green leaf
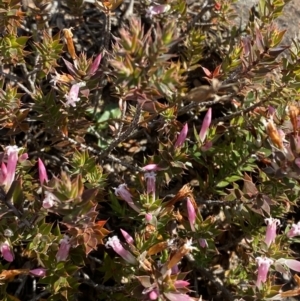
[216,181,230,188]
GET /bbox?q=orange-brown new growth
[265,118,284,150]
[167,241,195,270]
[288,105,300,133]
[63,28,77,60]
[165,184,197,209]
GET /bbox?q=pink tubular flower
[38,158,48,185]
[264,217,280,248]
[145,171,156,200]
[199,238,208,248]
[0,146,20,191]
[174,280,190,289]
[88,53,102,75]
[174,123,188,149]
[287,222,300,238]
[120,229,134,245]
[105,236,137,265]
[199,108,212,143]
[276,258,300,273]
[18,153,28,162]
[30,268,46,277]
[42,191,56,209]
[148,289,159,300]
[145,213,152,223]
[201,140,213,152]
[0,241,14,262]
[65,82,86,107]
[143,164,163,171]
[186,197,196,231]
[56,235,71,262]
[171,264,179,274]
[146,4,170,18]
[256,256,273,288]
[114,184,140,213]
[268,105,276,117]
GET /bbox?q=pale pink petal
[38,158,48,185]
[174,124,188,149]
[114,184,140,213]
[88,53,102,75]
[30,268,46,277]
[282,259,300,272]
[256,257,273,288]
[149,289,159,300]
[174,280,190,288]
[264,218,280,248]
[56,235,71,262]
[199,108,212,142]
[186,198,195,231]
[105,236,137,265]
[120,229,134,245]
[0,242,14,262]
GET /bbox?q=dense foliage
[0,0,300,300]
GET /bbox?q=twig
[0,186,31,228]
[178,94,233,116]
[186,0,215,32]
[112,98,126,144]
[20,62,36,94]
[61,134,143,173]
[99,103,143,159]
[107,153,143,173]
[15,274,28,296]
[212,85,285,124]
[0,66,34,97]
[28,290,49,301]
[79,270,125,293]
[185,252,234,301]
[196,265,235,301]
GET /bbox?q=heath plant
[1,0,300,301]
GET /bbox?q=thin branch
[185,252,234,301]
[0,66,34,97]
[99,103,143,159]
[28,290,49,301]
[0,186,31,228]
[107,153,143,173]
[197,265,235,301]
[212,85,285,124]
[60,134,143,173]
[178,93,233,116]
[79,270,125,293]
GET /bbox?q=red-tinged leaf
[243,173,258,196]
[213,64,222,77]
[95,220,107,227]
[82,188,99,203]
[201,66,212,77]
[255,27,265,53]
[62,58,78,76]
